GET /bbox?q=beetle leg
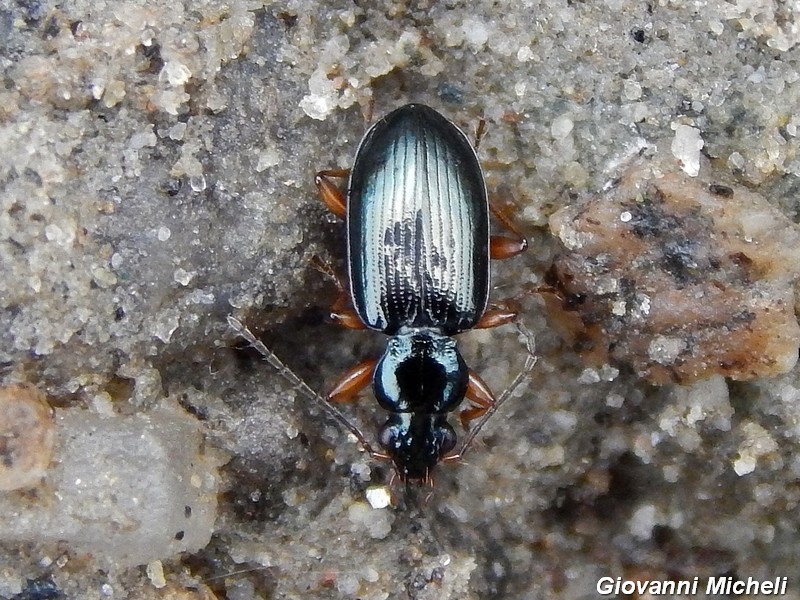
[459,406,487,431]
[314,168,350,219]
[474,307,517,330]
[489,199,528,260]
[362,94,375,125]
[474,117,487,150]
[490,235,528,260]
[331,301,366,330]
[459,369,497,430]
[310,254,367,329]
[328,278,366,330]
[327,358,376,403]
[310,254,351,292]
[309,254,339,284]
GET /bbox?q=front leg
[327,359,377,403]
[458,370,498,430]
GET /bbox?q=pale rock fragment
[0,401,219,567]
[670,123,704,177]
[0,384,55,491]
[547,151,800,383]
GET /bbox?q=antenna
[226,316,383,459]
[450,319,537,461]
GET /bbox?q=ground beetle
[312,104,530,483]
[229,104,533,485]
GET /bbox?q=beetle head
[377,413,457,482]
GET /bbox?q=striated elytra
[348,104,490,336]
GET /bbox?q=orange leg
[474,118,487,150]
[489,200,528,260]
[314,168,350,219]
[361,95,375,126]
[310,255,366,330]
[474,307,517,330]
[311,254,351,297]
[459,369,497,430]
[327,358,376,403]
[330,297,366,330]
[490,235,528,260]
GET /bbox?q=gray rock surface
[0,402,219,568]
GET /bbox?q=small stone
[462,17,489,50]
[577,368,601,384]
[152,311,180,343]
[255,148,280,172]
[0,401,219,567]
[167,123,187,141]
[347,501,393,539]
[629,504,660,540]
[365,485,392,509]
[547,151,800,383]
[300,94,335,121]
[671,123,704,176]
[623,79,642,100]
[516,46,534,62]
[161,61,192,86]
[733,455,757,476]
[189,175,207,192]
[336,574,360,595]
[173,268,193,286]
[128,129,156,150]
[0,384,55,491]
[551,114,574,139]
[733,421,778,476]
[728,151,745,170]
[648,336,686,365]
[92,266,118,288]
[145,560,166,588]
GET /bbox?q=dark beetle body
[348,104,490,336]
[345,104,491,481]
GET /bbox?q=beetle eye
[377,422,398,451]
[437,422,457,455]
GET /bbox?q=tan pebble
[547,151,800,384]
[0,384,55,491]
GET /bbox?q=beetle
[313,104,529,483]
